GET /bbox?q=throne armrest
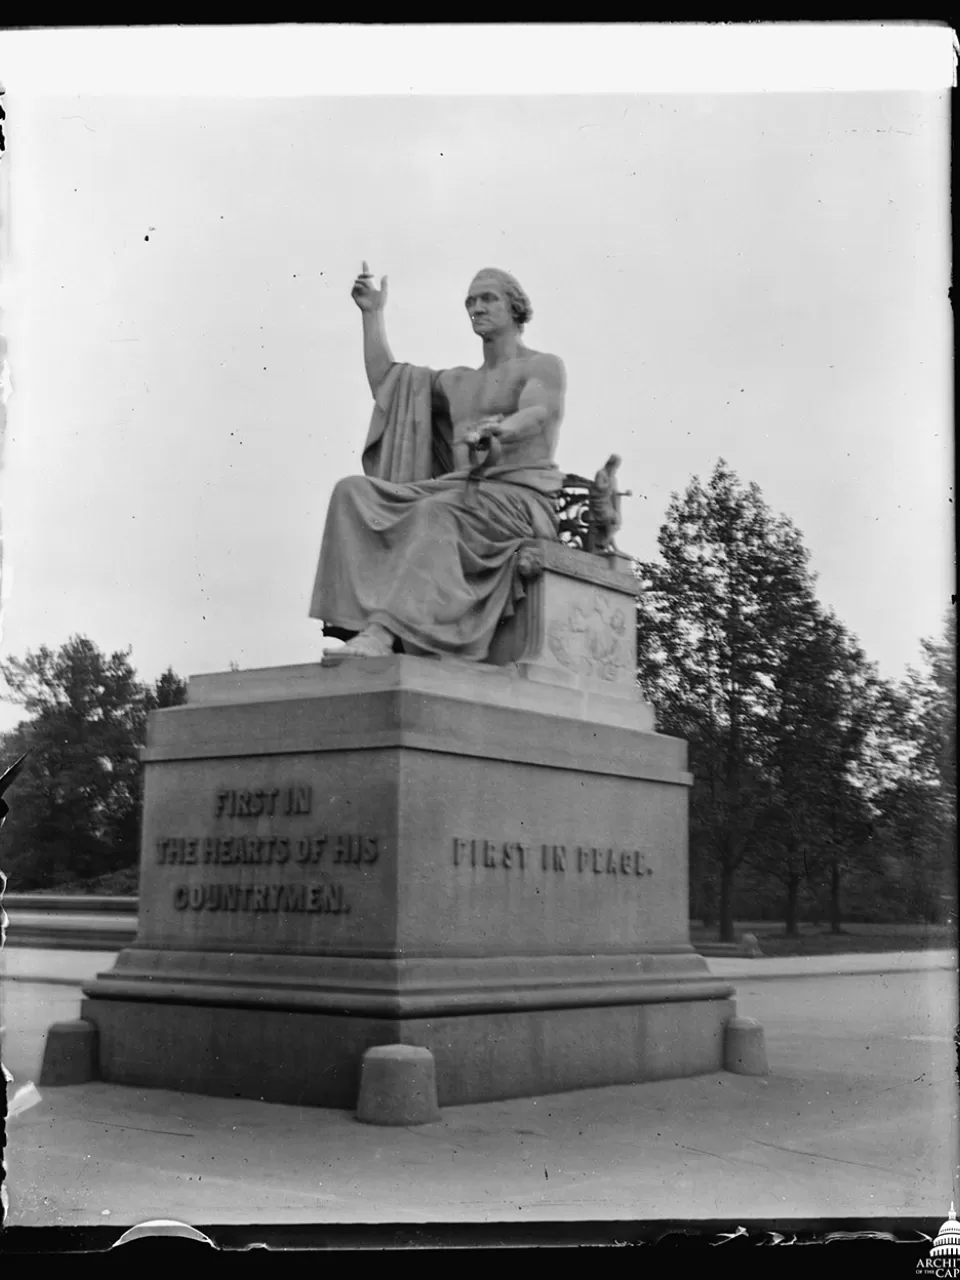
[556,473,631,560]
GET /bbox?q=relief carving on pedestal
[546,591,632,682]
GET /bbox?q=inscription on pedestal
[156,834,379,866]
[148,782,383,920]
[171,881,350,914]
[146,776,659,934]
[452,838,654,878]
[214,786,313,818]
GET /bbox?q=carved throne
[486,471,650,728]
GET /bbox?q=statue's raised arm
[352,261,394,396]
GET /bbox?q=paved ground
[4,945,957,988]
[2,947,957,1227]
[1,948,134,989]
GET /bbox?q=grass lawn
[690,921,958,957]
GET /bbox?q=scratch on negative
[677,1143,768,1169]
[749,1139,897,1175]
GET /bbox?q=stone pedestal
[79,546,735,1108]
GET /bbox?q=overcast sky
[0,29,953,730]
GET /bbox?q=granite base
[80,990,736,1108]
[73,652,736,1109]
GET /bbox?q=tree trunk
[785,871,801,937]
[697,872,716,929]
[719,863,736,942]
[829,858,843,934]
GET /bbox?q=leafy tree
[908,611,956,859]
[0,637,187,890]
[637,461,818,941]
[638,462,953,937]
[876,611,957,923]
[149,668,189,711]
[751,604,882,934]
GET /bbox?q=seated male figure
[310,264,566,661]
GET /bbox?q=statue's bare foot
[328,623,395,659]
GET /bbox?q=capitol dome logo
[917,1203,960,1276]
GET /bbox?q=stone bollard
[740,932,763,957]
[39,1019,98,1086]
[356,1044,442,1125]
[724,1017,769,1076]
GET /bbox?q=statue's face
[465,276,513,336]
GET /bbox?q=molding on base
[83,946,734,1018]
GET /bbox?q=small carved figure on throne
[585,454,632,556]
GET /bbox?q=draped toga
[309,363,562,661]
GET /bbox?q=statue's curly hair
[470,268,533,330]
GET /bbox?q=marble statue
[310,264,566,660]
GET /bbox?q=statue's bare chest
[442,364,529,426]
